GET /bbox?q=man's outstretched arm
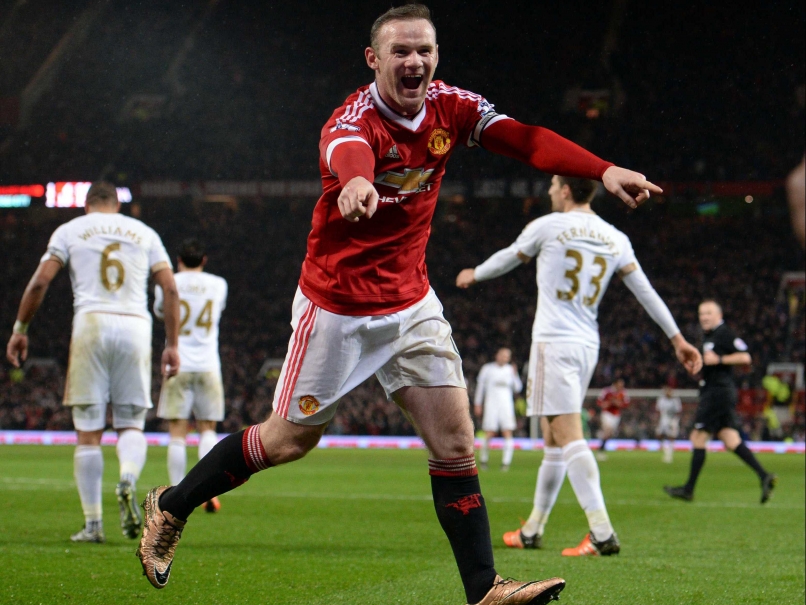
[6,259,62,367]
[619,263,702,375]
[481,119,662,208]
[456,246,532,289]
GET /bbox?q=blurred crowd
[1,1,803,185]
[1,1,803,439]
[0,195,803,440]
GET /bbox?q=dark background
[0,0,803,438]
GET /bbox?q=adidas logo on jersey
[385,145,400,159]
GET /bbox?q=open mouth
[401,74,423,90]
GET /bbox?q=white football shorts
[157,371,225,421]
[482,400,517,432]
[600,410,621,433]
[656,416,680,438]
[272,287,466,425]
[64,312,153,409]
[72,403,148,432]
[526,341,598,417]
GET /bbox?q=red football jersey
[299,81,506,315]
[597,387,631,416]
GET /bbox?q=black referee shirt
[701,322,749,390]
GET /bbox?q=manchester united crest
[298,395,320,416]
[428,128,451,156]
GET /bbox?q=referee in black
[665,299,777,503]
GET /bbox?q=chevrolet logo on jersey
[374,168,435,195]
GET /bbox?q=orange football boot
[561,532,620,557]
[503,528,542,549]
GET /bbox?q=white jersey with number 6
[44,213,171,320]
[155,272,228,373]
[513,211,637,348]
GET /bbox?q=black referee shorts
[693,387,740,434]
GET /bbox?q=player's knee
[268,429,323,464]
[430,431,475,460]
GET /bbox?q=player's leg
[192,371,226,511]
[160,413,326,521]
[479,429,493,470]
[662,432,674,463]
[395,385,499,604]
[381,293,564,604]
[597,413,616,460]
[665,428,709,501]
[64,313,108,542]
[500,429,514,471]
[544,413,619,556]
[718,427,777,502]
[72,424,106,543]
[158,372,193,485]
[499,401,516,471]
[196,420,220,511]
[113,406,149,539]
[167,419,189,485]
[505,341,565,549]
[109,316,154,538]
[139,288,389,588]
[513,415,565,548]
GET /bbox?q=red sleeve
[330,141,376,188]
[481,118,614,180]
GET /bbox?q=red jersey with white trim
[597,386,630,416]
[300,80,507,315]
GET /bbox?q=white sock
[74,445,103,523]
[563,439,614,542]
[117,429,147,488]
[502,437,515,466]
[167,437,187,485]
[198,430,218,461]
[480,436,489,464]
[523,447,565,537]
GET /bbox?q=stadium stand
[1,197,803,439]
[0,1,802,439]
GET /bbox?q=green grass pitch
[0,445,803,604]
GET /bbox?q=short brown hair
[699,298,723,312]
[370,4,435,50]
[558,176,597,204]
[85,181,118,207]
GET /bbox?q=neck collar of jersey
[705,319,725,334]
[370,82,427,132]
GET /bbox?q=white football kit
[474,210,680,417]
[475,362,523,432]
[656,395,682,437]
[155,271,228,421]
[43,212,171,431]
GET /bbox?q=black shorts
[693,387,739,434]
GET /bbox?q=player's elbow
[28,276,51,294]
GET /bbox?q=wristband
[718,355,723,365]
[12,320,29,335]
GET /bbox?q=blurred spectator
[1,197,803,440]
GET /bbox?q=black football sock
[684,448,706,493]
[600,438,609,452]
[430,456,497,604]
[159,426,271,521]
[733,441,767,480]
